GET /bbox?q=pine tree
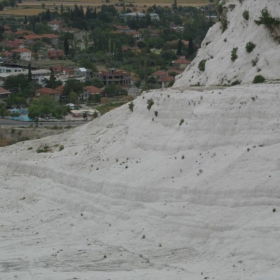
[177,39,182,55]
[28,63,32,82]
[60,4,64,17]
[64,37,69,56]
[188,38,194,57]
[172,0,177,10]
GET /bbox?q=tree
[28,96,68,119]
[172,0,177,10]
[45,69,62,89]
[63,79,84,97]
[188,37,194,57]
[177,39,182,55]
[28,63,32,82]
[60,4,64,16]
[64,37,69,56]
[4,74,30,92]
[69,91,78,104]
[85,78,104,88]
[0,102,8,117]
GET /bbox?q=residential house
[35,87,62,102]
[0,66,24,74]
[173,56,191,70]
[74,68,92,81]
[14,30,34,36]
[52,65,73,75]
[61,28,88,41]
[158,76,174,88]
[48,49,65,60]
[149,13,160,21]
[11,48,32,61]
[114,25,132,32]
[0,87,11,100]
[70,109,99,119]
[4,39,26,49]
[0,51,12,58]
[0,69,51,86]
[151,70,169,79]
[92,68,130,87]
[41,34,60,47]
[19,35,42,44]
[83,86,103,100]
[171,25,184,32]
[119,12,145,20]
[47,20,62,31]
[55,85,64,95]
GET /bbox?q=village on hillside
[0,1,216,121]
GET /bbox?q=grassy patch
[95,102,127,115]
[33,59,78,69]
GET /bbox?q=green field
[32,60,78,69]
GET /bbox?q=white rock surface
[1,1,280,279]
[174,0,280,87]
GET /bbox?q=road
[0,119,90,127]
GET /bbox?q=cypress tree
[64,37,69,56]
[177,39,182,55]
[188,38,194,56]
[28,63,32,82]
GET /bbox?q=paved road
[0,119,90,127]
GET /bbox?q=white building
[11,48,32,61]
[149,13,160,21]
[0,69,51,86]
[47,20,62,31]
[0,66,24,74]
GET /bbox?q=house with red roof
[52,65,74,75]
[11,48,32,61]
[4,39,26,49]
[35,87,62,102]
[48,49,64,60]
[19,35,42,44]
[84,86,103,95]
[173,56,191,70]
[14,30,34,36]
[158,75,174,88]
[0,86,11,100]
[55,85,65,95]
[82,86,103,101]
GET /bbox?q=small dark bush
[154,111,158,117]
[179,119,184,126]
[251,57,259,66]
[231,47,238,61]
[147,99,154,110]
[253,75,265,84]
[128,102,134,112]
[246,42,256,53]
[231,80,241,86]
[37,145,51,153]
[198,59,207,71]
[243,10,249,20]
[255,8,280,26]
